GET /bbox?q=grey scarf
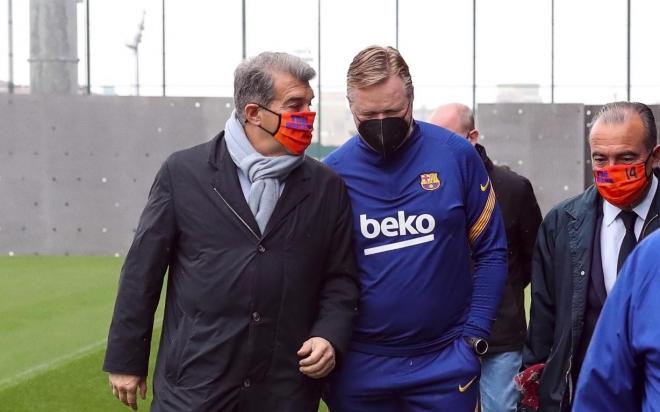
[224,111,303,234]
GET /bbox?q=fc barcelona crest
[420,172,441,191]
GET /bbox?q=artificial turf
[1,255,525,411]
[0,256,328,411]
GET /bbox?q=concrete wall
[30,0,80,94]
[477,103,660,215]
[2,99,657,255]
[0,95,233,255]
[476,104,586,215]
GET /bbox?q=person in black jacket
[522,101,660,411]
[431,103,542,412]
[103,52,360,412]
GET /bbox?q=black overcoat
[475,144,542,353]
[523,175,660,411]
[103,132,360,411]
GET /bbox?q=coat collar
[475,143,494,173]
[263,160,311,237]
[562,177,660,314]
[563,186,600,301]
[209,132,262,238]
[565,177,660,225]
[564,186,601,221]
[207,131,311,240]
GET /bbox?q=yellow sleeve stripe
[469,185,496,244]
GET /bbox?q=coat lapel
[262,158,311,238]
[590,213,608,305]
[565,187,599,347]
[565,187,600,275]
[209,133,262,239]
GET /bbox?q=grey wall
[30,0,80,94]
[476,103,586,215]
[477,103,660,215]
[0,95,233,255]
[2,99,656,255]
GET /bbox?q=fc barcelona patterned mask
[593,154,652,208]
[257,104,316,156]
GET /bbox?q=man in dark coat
[103,52,360,412]
[523,101,660,411]
[431,103,542,412]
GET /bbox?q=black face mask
[356,105,411,158]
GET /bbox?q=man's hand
[108,374,147,410]
[297,337,336,379]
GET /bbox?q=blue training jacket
[324,121,508,356]
[573,229,660,411]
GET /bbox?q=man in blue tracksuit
[323,46,508,411]
[572,230,660,411]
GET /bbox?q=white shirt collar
[603,174,658,227]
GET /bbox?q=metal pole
[86,0,90,94]
[472,0,476,110]
[126,12,145,96]
[395,0,399,49]
[317,0,322,158]
[162,0,166,96]
[136,49,140,96]
[626,0,631,101]
[551,0,554,103]
[242,0,246,59]
[8,0,14,94]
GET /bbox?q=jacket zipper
[641,213,658,239]
[213,187,261,242]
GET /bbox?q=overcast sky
[2,0,660,107]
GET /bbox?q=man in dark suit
[523,101,660,411]
[431,103,542,412]
[103,52,360,411]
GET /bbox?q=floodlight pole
[626,0,631,101]
[126,11,145,96]
[86,0,90,94]
[135,48,140,96]
[317,0,322,159]
[471,0,476,110]
[8,0,14,94]
[162,0,166,96]
[551,0,555,103]
[242,0,246,60]
[395,0,399,49]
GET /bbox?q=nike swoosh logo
[480,178,490,192]
[458,375,478,393]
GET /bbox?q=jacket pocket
[164,313,195,384]
[538,328,571,410]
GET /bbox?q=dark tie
[617,210,638,272]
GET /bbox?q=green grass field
[0,256,330,411]
[1,256,527,411]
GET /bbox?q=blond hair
[346,46,414,99]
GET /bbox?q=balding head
[430,103,479,145]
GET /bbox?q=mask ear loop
[248,103,282,136]
[636,150,655,181]
[393,100,414,151]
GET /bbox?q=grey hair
[233,52,316,122]
[592,101,657,152]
